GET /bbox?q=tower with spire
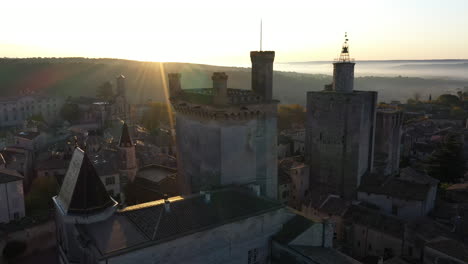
[118,123,137,184]
[304,33,377,200]
[53,147,118,262]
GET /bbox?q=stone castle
[169,51,278,199]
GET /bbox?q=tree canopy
[278,104,306,130]
[437,94,460,106]
[140,102,172,131]
[60,103,82,122]
[426,133,465,183]
[96,81,114,100]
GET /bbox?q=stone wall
[305,91,377,199]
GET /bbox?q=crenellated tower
[169,51,278,199]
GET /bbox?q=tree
[438,94,460,106]
[450,106,466,119]
[427,133,465,183]
[96,81,114,100]
[60,103,81,122]
[278,104,306,130]
[140,102,172,131]
[25,176,60,215]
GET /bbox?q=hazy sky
[1,0,467,66]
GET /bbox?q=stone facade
[305,90,377,199]
[170,51,278,199]
[0,170,25,223]
[373,109,403,176]
[0,94,64,128]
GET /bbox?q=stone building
[373,107,403,176]
[342,205,406,260]
[305,36,377,199]
[53,147,348,264]
[0,167,25,223]
[169,51,278,199]
[358,167,438,219]
[0,93,64,128]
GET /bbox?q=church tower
[118,123,137,183]
[53,148,118,263]
[116,74,126,97]
[305,34,377,199]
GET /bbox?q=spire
[56,148,116,215]
[337,32,353,62]
[119,123,133,147]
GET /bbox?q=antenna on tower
[260,19,263,51]
[336,32,353,62]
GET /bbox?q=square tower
[169,51,278,199]
[305,36,377,199]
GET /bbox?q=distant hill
[0,58,466,105]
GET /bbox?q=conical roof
[119,123,133,147]
[57,148,115,215]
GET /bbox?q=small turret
[54,148,117,223]
[212,72,228,105]
[168,73,182,97]
[250,51,275,101]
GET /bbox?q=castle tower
[118,123,137,183]
[168,73,182,98]
[116,74,126,96]
[305,34,377,199]
[250,51,275,101]
[52,148,118,262]
[373,108,403,176]
[213,72,228,105]
[170,51,278,199]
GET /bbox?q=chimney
[250,51,275,101]
[163,194,170,212]
[212,72,228,105]
[168,73,182,97]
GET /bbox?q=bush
[2,240,27,259]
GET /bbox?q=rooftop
[426,237,468,262]
[81,188,283,257]
[56,148,116,215]
[343,205,405,238]
[0,169,23,184]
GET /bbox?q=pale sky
[1,0,467,66]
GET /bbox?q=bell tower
[118,123,137,183]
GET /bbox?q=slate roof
[399,167,439,185]
[56,148,116,215]
[273,214,314,244]
[289,246,361,264]
[82,188,282,256]
[36,158,69,170]
[0,169,23,184]
[343,205,405,238]
[119,123,133,147]
[426,238,468,262]
[320,197,349,216]
[359,178,431,201]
